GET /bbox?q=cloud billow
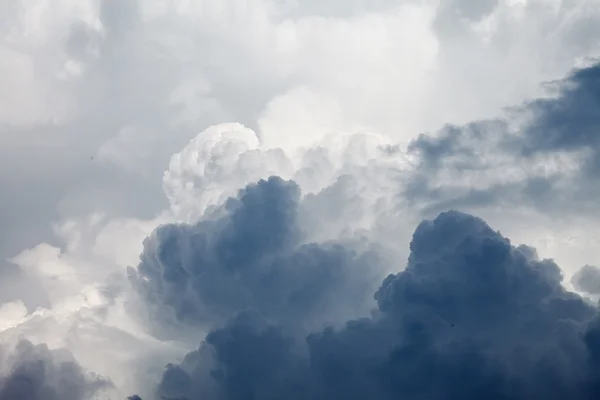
[144,210,600,400]
[129,176,382,335]
[0,340,110,400]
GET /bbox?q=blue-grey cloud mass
[129,176,383,337]
[131,210,600,400]
[406,62,600,217]
[0,340,110,400]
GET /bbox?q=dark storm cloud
[571,265,600,295]
[518,63,600,155]
[434,0,499,36]
[410,61,600,166]
[584,317,600,398]
[0,340,110,400]
[146,210,600,400]
[129,176,382,334]
[405,62,600,215]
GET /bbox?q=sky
[1,0,600,398]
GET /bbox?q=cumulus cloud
[0,340,111,400]
[149,211,600,400]
[129,176,383,337]
[1,119,410,398]
[161,122,411,249]
[3,1,600,399]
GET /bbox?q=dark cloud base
[125,175,600,400]
[0,340,110,400]
[572,265,600,296]
[406,61,600,216]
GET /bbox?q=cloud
[515,63,600,181]
[572,265,600,296]
[400,61,600,283]
[150,211,600,400]
[0,0,597,266]
[0,340,111,400]
[406,61,600,219]
[1,121,409,398]
[3,1,600,399]
[129,176,383,337]
[1,212,188,399]
[4,61,600,400]
[161,123,292,222]
[2,0,599,254]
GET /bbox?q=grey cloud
[146,210,599,400]
[572,265,600,295]
[129,176,382,337]
[0,263,49,311]
[0,340,110,400]
[0,0,165,260]
[408,120,507,170]
[99,0,140,37]
[515,62,600,163]
[434,0,499,36]
[412,61,600,158]
[405,62,600,217]
[272,0,405,19]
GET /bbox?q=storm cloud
[406,61,600,217]
[0,340,110,400]
[129,176,382,336]
[572,265,600,296]
[140,210,600,400]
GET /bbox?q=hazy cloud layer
[3,0,600,257]
[407,62,600,218]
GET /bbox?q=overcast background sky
[1,0,600,399]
